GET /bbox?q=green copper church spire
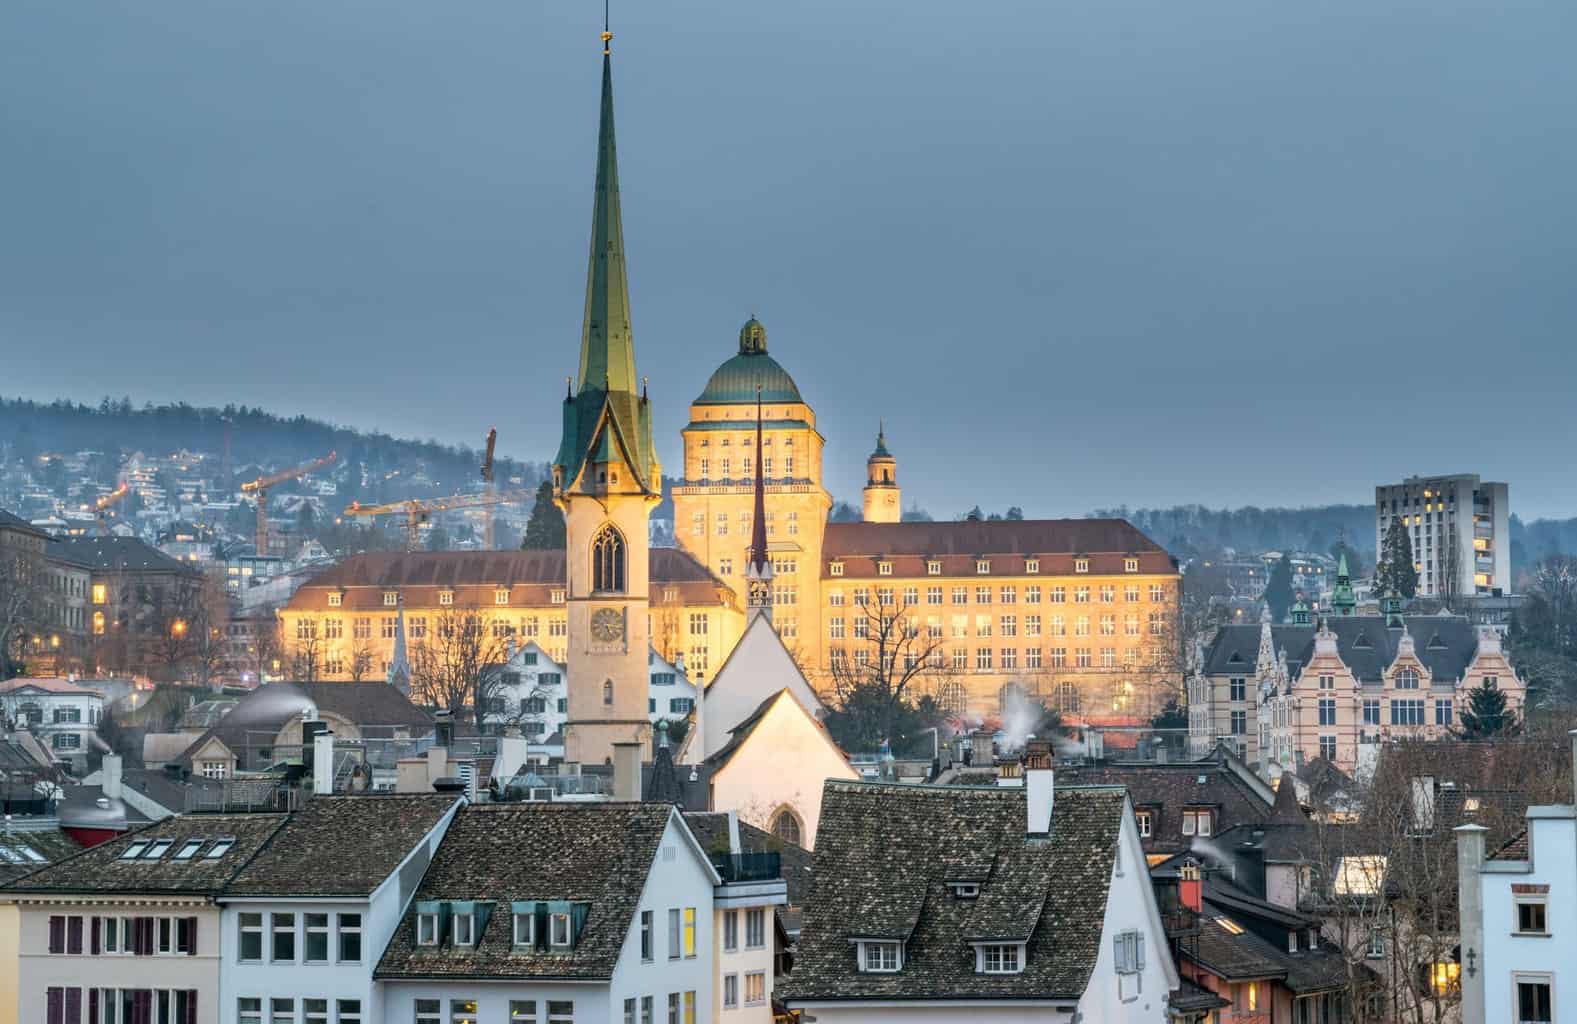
[576,44,636,396]
[553,29,660,495]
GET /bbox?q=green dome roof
[694,318,804,406]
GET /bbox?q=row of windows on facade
[829,583,1170,605]
[46,914,197,957]
[853,929,1145,979]
[830,557,1150,578]
[45,986,197,1024]
[830,611,1168,639]
[694,455,796,477]
[300,611,714,642]
[1225,696,1459,735]
[695,432,797,448]
[1133,808,1213,838]
[1225,670,1492,702]
[833,644,1155,673]
[693,510,800,538]
[239,997,361,1024]
[712,556,800,577]
[237,911,364,964]
[5,703,99,725]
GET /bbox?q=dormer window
[204,838,235,859]
[142,839,174,860]
[513,912,535,948]
[120,841,149,860]
[1288,930,1298,953]
[947,881,981,899]
[452,912,475,947]
[1182,809,1213,837]
[417,913,439,946]
[926,560,942,575]
[1075,558,1090,574]
[495,590,510,605]
[439,590,454,606]
[550,913,572,949]
[383,591,398,607]
[976,560,991,575]
[977,943,1024,974]
[1124,557,1139,573]
[857,940,902,973]
[830,562,844,577]
[877,561,892,576]
[1024,559,1039,574]
[328,592,342,607]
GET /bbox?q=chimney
[612,742,642,802]
[312,729,335,795]
[301,718,326,780]
[1455,823,1488,1024]
[970,729,994,767]
[102,753,123,800]
[1179,860,1203,913]
[1025,767,1054,834]
[434,709,454,749]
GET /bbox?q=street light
[171,619,188,638]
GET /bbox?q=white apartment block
[1376,474,1510,597]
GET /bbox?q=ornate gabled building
[1191,612,1525,775]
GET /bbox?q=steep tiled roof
[822,519,1175,578]
[288,548,731,612]
[51,537,200,576]
[0,814,287,895]
[226,795,458,896]
[1057,759,1274,857]
[0,829,82,885]
[1193,888,1355,993]
[1204,616,1483,683]
[0,509,48,538]
[1489,830,1529,861]
[780,781,1126,1003]
[375,802,678,981]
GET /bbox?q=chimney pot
[1025,767,1055,834]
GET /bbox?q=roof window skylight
[143,839,174,859]
[172,840,203,860]
[120,841,149,860]
[204,837,235,859]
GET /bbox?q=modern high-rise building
[1375,474,1510,597]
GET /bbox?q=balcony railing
[1162,907,1201,936]
[710,852,782,884]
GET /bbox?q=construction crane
[93,483,131,534]
[241,451,337,556]
[480,427,498,549]
[344,489,531,551]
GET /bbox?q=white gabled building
[1456,731,1577,1024]
[0,679,105,766]
[779,774,1177,1023]
[217,794,460,1024]
[374,802,721,1024]
[485,642,698,748]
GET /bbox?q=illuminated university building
[675,325,1183,719]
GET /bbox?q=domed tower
[862,423,901,523]
[674,316,832,664]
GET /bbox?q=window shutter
[65,988,81,1023]
[1136,933,1145,970]
[48,916,65,954]
[186,916,198,955]
[1112,935,1124,971]
[67,916,84,954]
[46,988,63,1024]
[89,989,99,1023]
[135,989,152,1024]
[185,990,197,1024]
[91,916,101,955]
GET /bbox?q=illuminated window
[91,584,107,605]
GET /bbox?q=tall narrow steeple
[744,386,775,623]
[553,31,659,496]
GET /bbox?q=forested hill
[0,396,548,497]
[1090,503,1377,560]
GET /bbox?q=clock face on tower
[590,607,625,643]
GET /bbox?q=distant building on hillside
[1375,474,1510,598]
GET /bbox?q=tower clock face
[591,607,625,642]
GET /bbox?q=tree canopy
[1376,518,1419,598]
[1265,553,1294,622]
[520,480,566,550]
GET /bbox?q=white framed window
[1124,557,1139,572]
[745,972,766,1007]
[337,913,362,962]
[438,590,454,606]
[514,912,535,947]
[1025,558,1039,574]
[304,912,330,962]
[976,560,991,575]
[495,589,510,605]
[977,943,1023,974]
[830,561,844,576]
[550,589,565,605]
[745,907,766,949]
[1515,896,1549,936]
[723,975,738,1009]
[926,560,942,575]
[450,999,478,1024]
[550,912,571,948]
[452,912,475,947]
[723,910,738,952]
[240,999,263,1024]
[877,561,892,576]
[1515,973,1553,1023]
[327,592,342,607]
[1114,929,1145,975]
[239,913,264,962]
[335,1000,362,1024]
[416,912,439,946]
[858,940,902,973]
[1075,558,1089,573]
[415,1001,442,1024]
[383,591,398,607]
[270,913,295,961]
[1135,810,1153,837]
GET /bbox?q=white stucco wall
[1479,808,1576,1023]
[1075,799,1177,1023]
[699,617,824,761]
[708,694,857,850]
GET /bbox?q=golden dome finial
[602,0,612,55]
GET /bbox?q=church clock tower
[552,30,661,766]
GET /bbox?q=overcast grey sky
[3,0,1574,517]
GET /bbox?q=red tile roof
[821,519,1175,578]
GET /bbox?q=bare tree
[0,533,45,677]
[825,597,947,749]
[289,626,322,682]
[145,576,230,685]
[348,636,376,683]
[410,608,511,731]
[1437,540,1464,615]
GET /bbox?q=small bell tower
[862,422,901,523]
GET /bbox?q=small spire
[602,0,612,54]
[749,385,769,572]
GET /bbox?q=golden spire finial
[602,0,612,55]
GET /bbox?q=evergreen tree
[1378,518,1419,598]
[1265,553,1295,622]
[520,481,565,550]
[1458,679,1516,738]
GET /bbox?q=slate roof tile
[779,781,1126,1003]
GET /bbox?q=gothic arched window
[771,807,803,847]
[1055,682,1081,715]
[592,524,626,593]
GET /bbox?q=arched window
[998,682,1026,713]
[1395,668,1419,690]
[602,679,614,706]
[592,524,626,593]
[1055,682,1081,715]
[771,807,803,847]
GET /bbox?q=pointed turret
[744,387,775,624]
[553,44,660,496]
[862,422,901,523]
[1330,551,1357,616]
[386,598,411,695]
